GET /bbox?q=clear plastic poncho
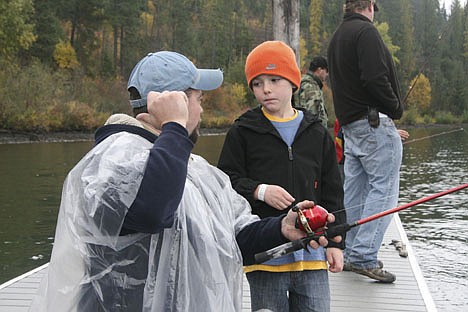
[31,130,259,312]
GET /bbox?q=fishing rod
[402,127,464,145]
[254,183,468,264]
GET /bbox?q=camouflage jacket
[296,72,328,128]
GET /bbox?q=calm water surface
[398,127,467,311]
[0,126,466,311]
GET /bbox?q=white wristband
[257,184,267,202]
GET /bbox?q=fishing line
[331,193,399,216]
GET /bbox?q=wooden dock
[328,214,436,312]
[1,215,437,312]
[0,263,47,312]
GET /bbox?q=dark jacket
[218,107,345,249]
[327,13,403,126]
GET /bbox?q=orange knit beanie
[245,41,301,89]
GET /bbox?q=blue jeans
[342,118,402,269]
[246,270,330,312]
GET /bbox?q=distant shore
[0,130,94,144]
[0,128,229,144]
[1,124,464,145]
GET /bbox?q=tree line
[1,0,467,132]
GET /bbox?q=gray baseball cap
[128,51,223,108]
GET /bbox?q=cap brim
[191,69,223,91]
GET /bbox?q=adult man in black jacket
[327,0,403,283]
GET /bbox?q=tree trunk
[113,26,118,71]
[120,25,124,77]
[272,0,300,65]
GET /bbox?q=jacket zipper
[288,145,295,199]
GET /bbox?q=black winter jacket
[218,107,345,249]
[328,13,403,126]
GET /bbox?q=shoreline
[0,124,463,145]
[0,128,229,144]
[0,130,95,144]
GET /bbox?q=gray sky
[442,0,467,13]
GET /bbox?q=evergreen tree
[376,22,400,65]
[55,0,106,72]
[200,0,240,67]
[308,0,323,57]
[396,0,416,98]
[443,0,466,114]
[413,0,445,111]
[103,0,146,76]
[321,0,343,40]
[29,0,64,64]
[0,0,36,60]
[464,3,468,67]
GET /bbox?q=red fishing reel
[293,205,328,234]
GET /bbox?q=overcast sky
[442,0,467,13]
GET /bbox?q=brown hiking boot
[351,267,396,283]
[343,260,383,272]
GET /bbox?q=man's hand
[136,91,189,129]
[397,129,409,141]
[281,200,342,248]
[281,200,314,241]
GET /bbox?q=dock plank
[327,214,436,312]
[1,215,436,311]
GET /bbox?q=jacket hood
[94,114,158,146]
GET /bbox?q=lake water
[0,126,466,311]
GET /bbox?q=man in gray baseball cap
[125,51,223,143]
[127,51,223,109]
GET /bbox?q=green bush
[434,111,457,124]
[201,116,235,128]
[400,107,423,125]
[460,111,468,123]
[422,114,435,124]
[0,60,126,132]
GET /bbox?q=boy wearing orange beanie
[218,41,346,311]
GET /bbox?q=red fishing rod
[254,183,468,263]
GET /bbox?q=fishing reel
[293,205,328,234]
